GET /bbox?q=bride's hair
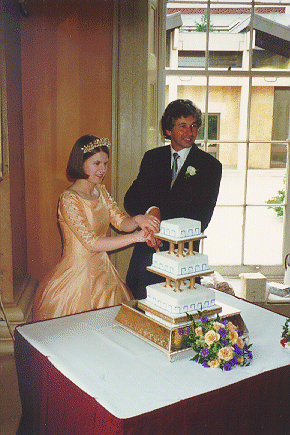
[66,135,110,181]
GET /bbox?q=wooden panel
[1,0,27,302]
[21,0,113,280]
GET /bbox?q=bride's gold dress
[33,185,133,321]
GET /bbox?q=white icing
[146,282,215,315]
[158,218,201,240]
[152,251,209,277]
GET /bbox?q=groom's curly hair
[161,99,202,140]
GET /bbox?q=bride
[32,135,160,321]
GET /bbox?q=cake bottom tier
[146,282,216,315]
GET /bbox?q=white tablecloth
[17,291,290,419]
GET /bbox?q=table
[15,291,290,435]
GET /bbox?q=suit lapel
[160,146,172,189]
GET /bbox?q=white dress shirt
[170,146,191,176]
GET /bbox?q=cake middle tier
[152,251,209,277]
[146,282,216,315]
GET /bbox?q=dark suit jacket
[124,144,222,299]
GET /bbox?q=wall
[20,0,114,280]
[174,84,274,169]
[0,0,27,303]
[249,86,274,169]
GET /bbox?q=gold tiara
[81,137,111,154]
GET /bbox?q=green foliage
[195,13,214,32]
[280,318,290,348]
[265,176,285,217]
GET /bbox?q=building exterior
[166,6,290,169]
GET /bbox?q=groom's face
[166,115,198,152]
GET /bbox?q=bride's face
[83,151,109,184]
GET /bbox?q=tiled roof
[167,7,286,15]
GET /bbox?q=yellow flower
[237,337,245,349]
[227,322,237,332]
[237,356,244,365]
[204,330,220,346]
[195,326,203,337]
[208,359,220,368]
[218,346,234,361]
[229,330,239,344]
[213,322,224,331]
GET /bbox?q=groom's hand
[146,207,162,249]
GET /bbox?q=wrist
[133,215,142,226]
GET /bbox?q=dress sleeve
[99,185,127,231]
[59,191,100,251]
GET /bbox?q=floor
[1,277,289,435]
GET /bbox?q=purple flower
[219,327,227,337]
[247,351,253,360]
[222,339,228,346]
[184,327,191,336]
[200,347,209,358]
[177,328,184,336]
[220,319,229,326]
[234,348,243,358]
[202,361,209,368]
[201,316,208,324]
[238,329,244,337]
[223,360,234,371]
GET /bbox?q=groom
[124,99,222,299]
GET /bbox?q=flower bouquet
[179,314,253,370]
[280,318,290,349]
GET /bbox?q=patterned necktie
[171,152,180,187]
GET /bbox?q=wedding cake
[142,217,215,317]
[116,217,244,361]
[152,250,209,277]
[146,282,215,315]
[158,217,201,239]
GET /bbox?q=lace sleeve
[59,191,99,251]
[99,185,126,231]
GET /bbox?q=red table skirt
[15,329,290,435]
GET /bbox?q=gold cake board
[114,299,248,363]
[138,299,222,325]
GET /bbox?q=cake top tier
[157,218,201,241]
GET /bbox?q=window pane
[246,167,286,206]
[252,12,290,71]
[203,206,243,266]
[217,168,245,205]
[271,143,287,168]
[244,206,283,265]
[249,87,275,141]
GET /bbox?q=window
[178,51,242,69]
[166,0,290,278]
[196,114,219,159]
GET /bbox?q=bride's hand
[133,229,150,243]
[145,233,162,249]
[134,214,160,235]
